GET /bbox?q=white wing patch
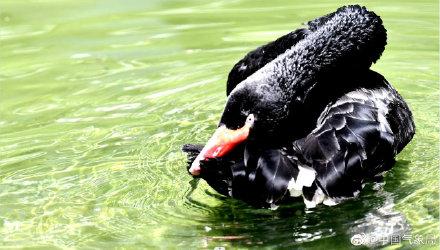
[303,188,326,209]
[287,165,316,196]
[286,167,342,208]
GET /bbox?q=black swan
[182,5,415,208]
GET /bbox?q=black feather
[296,83,414,198]
[181,6,415,208]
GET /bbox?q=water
[0,0,438,248]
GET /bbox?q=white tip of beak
[189,156,202,176]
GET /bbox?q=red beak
[189,123,251,176]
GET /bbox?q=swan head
[189,81,289,176]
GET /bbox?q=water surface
[0,0,438,248]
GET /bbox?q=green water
[0,0,438,248]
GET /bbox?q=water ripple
[0,0,438,248]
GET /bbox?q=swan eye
[246,114,255,125]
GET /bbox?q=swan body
[182,5,415,208]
